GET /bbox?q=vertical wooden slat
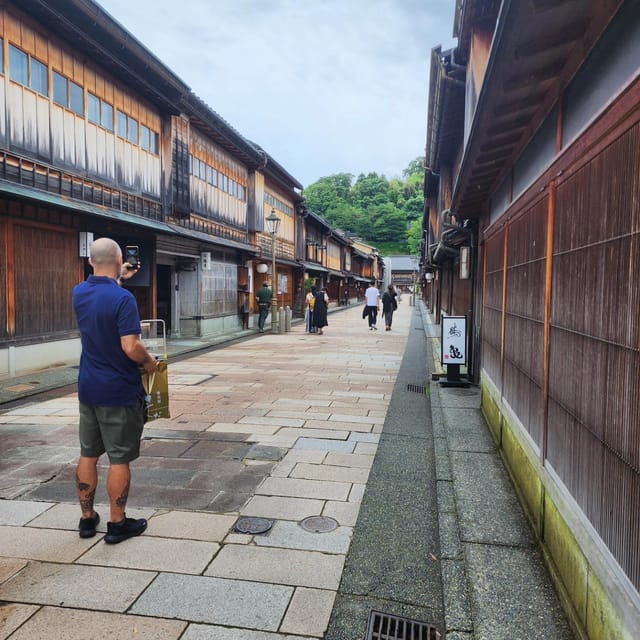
[6,220,15,336]
[541,179,555,463]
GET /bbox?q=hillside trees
[303,157,424,253]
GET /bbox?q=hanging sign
[441,316,467,365]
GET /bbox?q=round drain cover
[234,517,273,534]
[300,516,338,533]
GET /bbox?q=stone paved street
[0,304,409,639]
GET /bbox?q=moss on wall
[480,378,635,640]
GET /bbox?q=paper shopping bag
[141,359,170,421]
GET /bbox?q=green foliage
[303,277,316,293]
[303,156,425,253]
[406,218,423,254]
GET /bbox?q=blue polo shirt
[73,275,144,407]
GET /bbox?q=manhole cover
[300,516,338,533]
[234,517,273,534]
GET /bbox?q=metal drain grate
[365,610,441,640]
[407,383,427,394]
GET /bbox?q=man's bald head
[90,238,121,266]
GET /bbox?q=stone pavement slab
[324,452,375,468]
[322,500,361,527]
[205,544,344,589]
[254,520,352,554]
[27,502,153,532]
[0,561,155,611]
[280,586,336,636]
[0,499,53,525]
[0,602,39,639]
[180,626,309,640]
[451,450,534,547]
[147,510,236,541]
[78,535,219,573]
[289,462,370,484]
[465,543,574,639]
[257,476,351,501]
[240,495,325,520]
[293,438,356,453]
[0,525,97,562]
[5,606,187,640]
[129,573,293,630]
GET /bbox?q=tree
[406,218,423,254]
[325,202,366,236]
[351,173,389,210]
[303,173,353,218]
[302,159,424,254]
[369,203,407,243]
[403,157,425,178]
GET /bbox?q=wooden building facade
[0,0,380,376]
[421,1,640,638]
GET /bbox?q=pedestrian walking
[305,285,317,333]
[364,281,381,330]
[312,287,329,335]
[73,237,157,544]
[256,281,272,333]
[382,284,398,330]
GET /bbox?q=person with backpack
[305,285,317,333]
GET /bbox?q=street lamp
[265,209,281,332]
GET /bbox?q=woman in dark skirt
[381,284,398,331]
[312,288,329,335]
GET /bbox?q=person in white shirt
[364,281,381,330]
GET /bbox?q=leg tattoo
[77,472,96,514]
[115,479,130,509]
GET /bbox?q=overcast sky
[98,0,457,187]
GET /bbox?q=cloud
[98,0,457,186]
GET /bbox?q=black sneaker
[104,516,147,544]
[78,512,100,538]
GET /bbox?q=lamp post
[265,209,281,332]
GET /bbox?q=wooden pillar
[541,180,556,464]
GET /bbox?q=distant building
[384,255,418,291]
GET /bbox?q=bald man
[73,237,157,544]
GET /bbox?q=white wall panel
[36,94,50,158]
[7,84,24,148]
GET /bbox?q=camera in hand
[125,245,140,270]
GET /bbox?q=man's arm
[121,334,158,374]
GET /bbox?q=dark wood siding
[483,92,640,590]
[503,198,547,448]
[482,229,505,387]
[0,221,7,338]
[14,221,77,336]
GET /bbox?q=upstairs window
[141,124,150,150]
[127,116,138,144]
[9,44,28,85]
[53,71,67,106]
[101,101,113,131]
[88,93,115,131]
[140,125,160,154]
[88,93,100,123]
[53,70,83,116]
[69,81,83,115]
[0,38,4,74]
[30,58,48,96]
[117,110,127,138]
[9,45,49,96]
